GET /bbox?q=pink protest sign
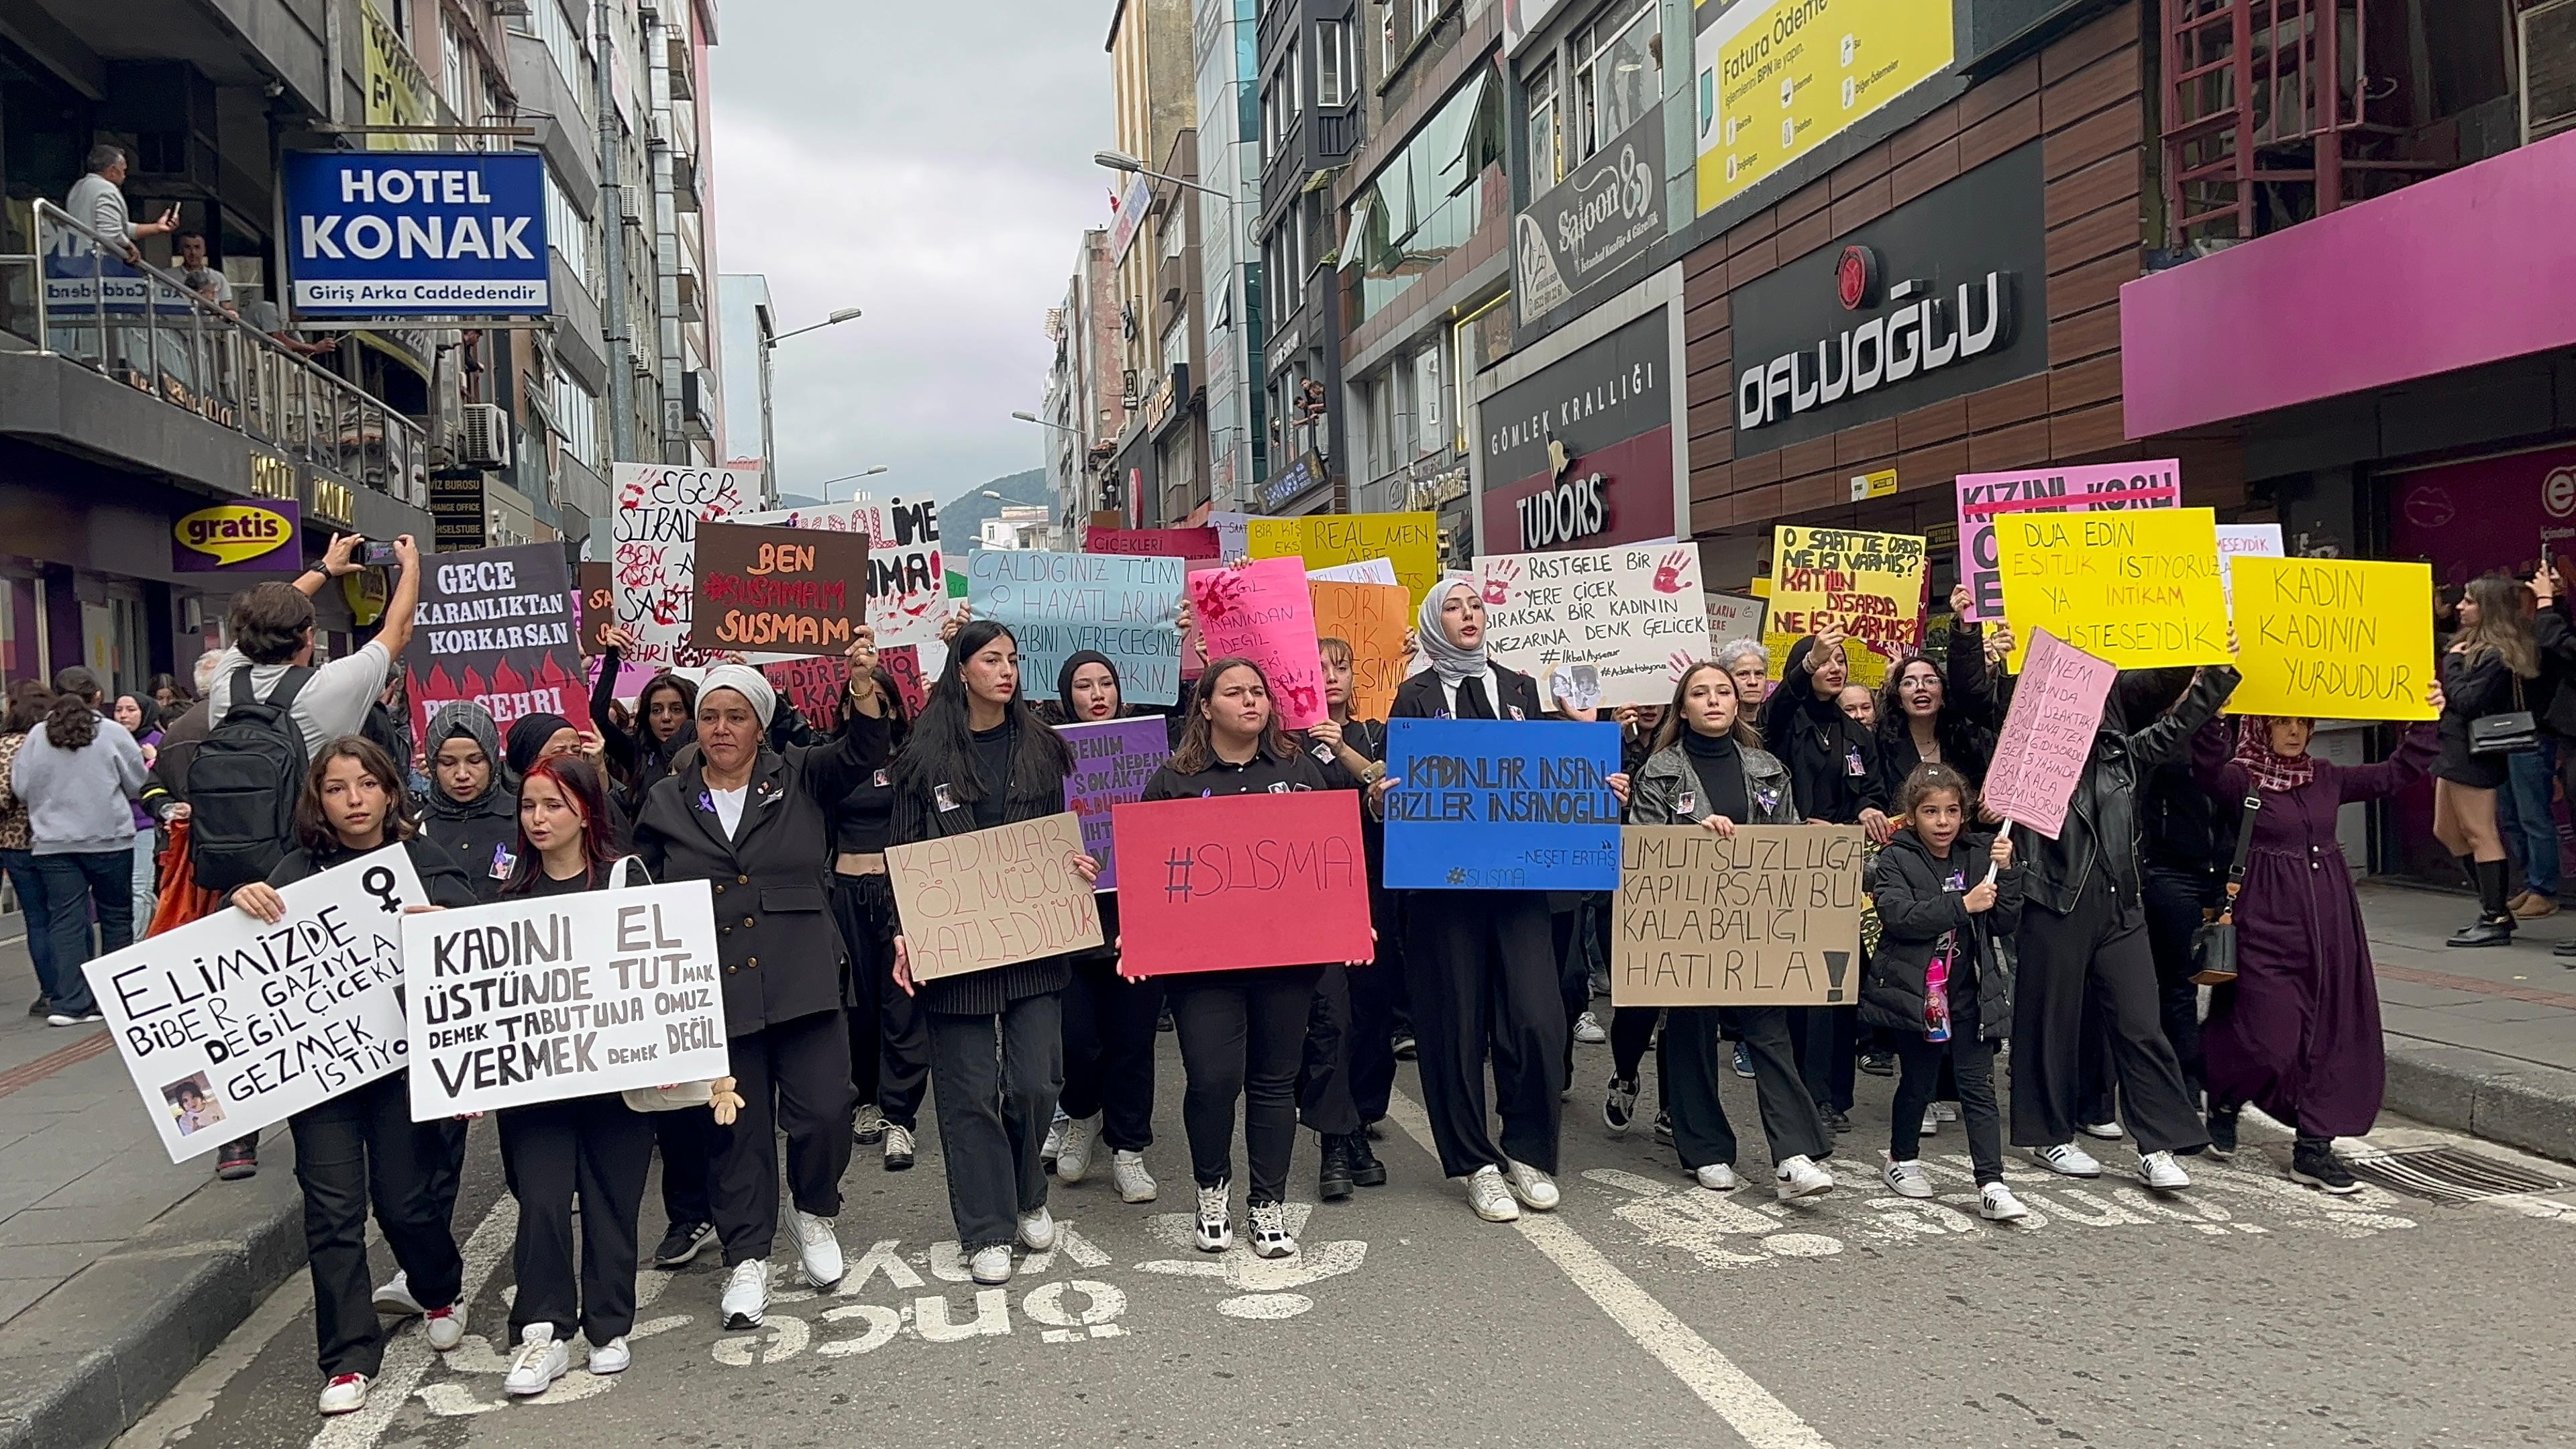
[1981,629,2116,840]
[1953,460,2180,623]
[1186,556,1328,729]
[1085,526,1220,559]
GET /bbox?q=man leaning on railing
[64,144,176,265]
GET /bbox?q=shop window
[1451,291,1510,454]
[1572,0,1658,162]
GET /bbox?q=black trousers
[290,1072,464,1379]
[710,1008,855,1267]
[1609,1006,1667,1111]
[926,991,1062,1252]
[1171,965,1320,1203]
[1300,959,1399,1135]
[1667,1006,1829,1171]
[1059,954,1163,1150]
[1403,890,1564,1177]
[2012,875,2211,1153]
[651,1105,714,1228]
[833,874,930,1129]
[1790,1003,1859,1112]
[424,1117,468,1226]
[1889,989,2006,1185]
[500,1093,654,1346]
[2142,865,2211,1103]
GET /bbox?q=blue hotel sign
[282,152,549,317]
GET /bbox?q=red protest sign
[881,645,930,716]
[690,521,867,656]
[1109,791,1375,975]
[1086,526,1220,559]
[1982,628,2116,839]
[763,654,851,731]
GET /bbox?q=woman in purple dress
[2190,687,2442,1193]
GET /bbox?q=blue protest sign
[1381,719,1623,890]
[282,152,549,316]
[968,549,1183,706]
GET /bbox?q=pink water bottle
[1923,949,1953,1043]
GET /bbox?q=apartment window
[439,14,474,120]
[1525,61,1562,192]
[532,0,591,95]
[1160,209,1187,262]
[1317,19,1352,107]
[543,168,594,294]
[1161,314,1189,375]
[1263,39,1302,161]
[1572,0,1657,162]
[1344,69,1507,324]
[547,368,600,470]
[1414,0,1441,32]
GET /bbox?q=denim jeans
[0,849,60,1006]
[129,833,158,936]
[30,849,132,1015]
[2500,740,2561,898]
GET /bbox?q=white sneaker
[1111,1149,1158,1203]
[882,1123,916,1169]
[2137,1148,2192,1191]
[502,1324,570,1397]
[1880,1156,1934,1199]
[317,1373,369,1415]
[1195,1181,1234,1252]
[371,1270,423,1317]
[720,1259,769,1330]
[853,1104,886,1144]
[2080,1120,2125,1140]
[1774,1154,1835,1201]
[1041,1109,1068,1167]
[1464,1165,1521,1222]
[791,1208,845,1288]
[2031,1142,2103,1177]
[423,1301,465,1351]
[1248,1200,1297,1259]
[969,1244,1014,1285]
[1055,1114,1099,1183]
[1919,1107,1941,1136]
[1504,1159,1560,1212]
[1934,1102,1960,1123]
[587,1335,631,1375]
[1573,1010,1606,1044]
[1017,1205,1057,1252]
[1694,1163,1741,1192]
[1980,1183,2031,1222]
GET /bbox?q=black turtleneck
[1682,729,1749,821]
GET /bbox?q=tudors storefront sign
[1479,309,1677,553]
[1726,140,2047,458]
[1516,105,1665,331]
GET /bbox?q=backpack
[187,667,314,892]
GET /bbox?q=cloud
[708,3,1118,504]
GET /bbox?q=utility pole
[595,0,636,463]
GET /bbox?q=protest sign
[885,813,1104,981]
[1250,511,1440,604]
[1059,716,1170,892]
[969,549,1184,705]
[1085,526,1219,559]
[86,846,429,1163]
[406,543,585,738]
[1109,792,1374,975]
[1472,542,1711,708]
[1309,557,1401,587]
[402,879,729,1118]
[1982,629,2118,839]
[1611,826,1864,1008]
[1953,459,2181,623]
[2215,523,2286,607]
[737,496,949,648]
[1208,511,1254,560]
[1762,526,1927,688]
[611,462,755,672]
[1309,580,1410,718]
[1995,506,2231,669]
[1705,592,1766,643]
[1381,719,1623,890]
[763,653,853,731]
[2225,557,2436,721]
[1186,557,1328,728]
[690,521,866,656]
[881,644,930,716]
[577,562,616,654]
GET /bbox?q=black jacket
[265,833,480,908]
[2017,665,2239,918]
[635,712,889,1037]
[1387,664,1545,726]
[420,789,518,902]
[887,718,1084,1017]
[1875,623,1998,798]
[1762,636,1888,826]
[1860,830,2021,1040]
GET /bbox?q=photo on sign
[163,1073,225,1136]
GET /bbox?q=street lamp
[769,306,864,347]
[813,464,889,501]
[1012,410,1079,433]
[1093,151,1252,250]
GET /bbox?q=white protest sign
[1309,557,1401,586]
[2216,523,2285,607]
[86,846,429,1163]
[403,879,729,1118]
[1473,541,1712,706]
[611,462,755,672]
[738,495,949,648]
[1705,591,1767,644]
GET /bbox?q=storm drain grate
[2339,1146,2576,1204]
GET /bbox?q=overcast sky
[708,5,1114,504]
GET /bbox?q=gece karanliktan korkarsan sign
[407,542,585,737]
[1611,825,1864,1008]
[690,520,868,657]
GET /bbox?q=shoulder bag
[2471,674,2540,755]
[2190,794,2262,986]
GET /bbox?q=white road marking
[311,1194,519,1449]
[1382,1090,1836,1449]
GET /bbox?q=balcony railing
[0,200,425,503]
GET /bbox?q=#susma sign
[282,151,548,317]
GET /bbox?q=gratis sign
[282,152,549,316]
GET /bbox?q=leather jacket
[2020,665,2239,920]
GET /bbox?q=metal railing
[0,199,425,502]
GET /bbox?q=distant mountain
[936,468,1049,549]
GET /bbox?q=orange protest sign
[1308,580,1409,720]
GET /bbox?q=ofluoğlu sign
[282,151,549,316]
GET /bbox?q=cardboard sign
[763,653,853,732]
[1705,591,1767,643]
[1611,826,1865,1008]
[1309,580,1410,720]
[737,496,949,648]
[881,644,930,716]
[2215,523,2286,608]
[577,562,616,655]
[1996,506,2232,669]
[1187,557,1329,729]
[1249,511,1440,604]
[1085,526,1220,559]
[1381,719,1623,890]
[1473,541,1713,708]
[1309,557,1401,587]
[969,549,1184,706]
[1109,792,1375,975]
[1982,628,2118,839]
[2225,557,2437,721]
[86,846,429,1163]
[1763,525,1927,688]
[885,813,1105,981]
[405,542,585,739]
[1059,716,1171,892]
[611,462,755,672]
[402,879,730,1119]
[690,520,867,656]
[1954,460,2181,623]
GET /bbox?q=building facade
[1246,0,1363,519]
[1042,227,1126,534]
[1104,0,1201,527]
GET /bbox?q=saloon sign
[1516,107,1664,328]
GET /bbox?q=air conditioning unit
[2525,0,2576,143]
[459,403,513,469]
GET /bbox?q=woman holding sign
[590,625,699,813]
[229,737,478,1416]
[823,645,931,1175]
[420,703,519,900]
[1297,637,1396,1199]
[2430,575,2553,947]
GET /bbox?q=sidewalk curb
[0,1140,303,1449]
[2382,1035,2576,1165]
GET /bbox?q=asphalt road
[115,1036,2576,1449]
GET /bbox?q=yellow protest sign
[2224,557,2436,720]
[1996,506,2231,669]
[1248,512,1440,604]
[1761,525,1927,687]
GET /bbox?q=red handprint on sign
[1668,650,1697,677]
[1283,680,1322,722]
[1191,570,1249,623]
[1652,547,1690,594]
[1482,557,1521,604]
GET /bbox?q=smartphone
[362,540,399,566]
